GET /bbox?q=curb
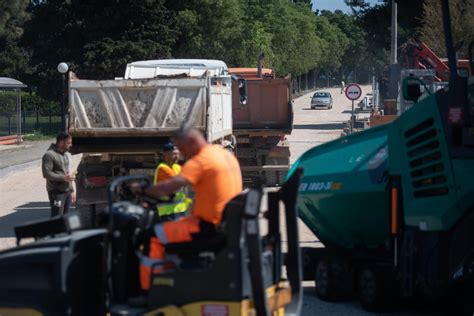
[0,159,42,181]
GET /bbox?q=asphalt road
[0,139,53,169]
[0,86,429,315]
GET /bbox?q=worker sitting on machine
[154,142,191,222]
[131,128,243,304]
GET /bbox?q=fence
[0,110,62,136]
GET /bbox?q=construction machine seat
[164,233,226,255]
[147,191,252,309]
[163,192,247,256]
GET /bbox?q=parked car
[311,91,333,109]
[358,93,373,111]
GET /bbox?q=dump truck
[68,59,240,225]
[290,1,474,313]
[230,67,293,186]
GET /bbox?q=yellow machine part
[144,283,291,316]
[0,308,44,316]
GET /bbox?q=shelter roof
[0,77,27,89]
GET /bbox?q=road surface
[0,85,427,315]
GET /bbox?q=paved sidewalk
[0,140,53,168]
[0,139,54,179]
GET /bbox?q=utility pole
[386,0,400,114]
[390,0,397,65]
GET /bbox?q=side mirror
[402,77,422,101]
[238,78,247,105]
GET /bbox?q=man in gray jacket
[42,132,76,217]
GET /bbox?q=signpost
[345,83,362,134]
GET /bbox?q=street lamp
[57,62,69,132]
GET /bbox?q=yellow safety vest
[154,163,191,216]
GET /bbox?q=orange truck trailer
[230,67,293,186]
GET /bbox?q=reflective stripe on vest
[154,163,190,216]
[137,251,166,268]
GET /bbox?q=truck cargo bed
[232,79,292,130]
[68,77,232,153]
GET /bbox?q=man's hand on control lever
[130,181,148,196]
[131,175,190,199]
[129,182,153,209]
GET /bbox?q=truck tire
[357,266,398,312]
[315,256,353,301]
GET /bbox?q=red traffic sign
[345,83,362,100]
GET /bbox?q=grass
[23,132,56,141]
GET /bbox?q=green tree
[265,2,322,76]
[314,14,349,73]
[0,0,30,79]
[419,0,474,58]
[345,0,424,77]
[319,10,367,80]
[22,0,177,100]
[169,1,323,76]
[168,0,247,67]
[0,0,28,36]
[239,1,322,76]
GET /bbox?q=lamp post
[57,62,69,132]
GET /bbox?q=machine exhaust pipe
[257,53,265,79]
[440,0,458,86]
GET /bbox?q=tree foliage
[0,0,29,37]
[319,10,366,78]
[21,0,178,100]
[0,0,384,105]
[0,0,30,78]
[419,0,474,58]
[314,14,348,73]
[0,91,57,114]
[170,0,323,76]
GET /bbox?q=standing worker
[154,142,190,221]
[131,128,242,299]
[41,132,76,217]
[340,80,345,94]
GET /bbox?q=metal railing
[0,111,62,136]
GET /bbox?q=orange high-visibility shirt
[154,163,181,184]
[180,145,242,224]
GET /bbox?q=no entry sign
[345,83,362,100]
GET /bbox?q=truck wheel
[357,266,397,312]
[315,257,353,301]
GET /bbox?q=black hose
[440,0,458,86]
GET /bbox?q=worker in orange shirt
[132,128,242,294]
[154,142,190,222]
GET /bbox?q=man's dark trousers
[48,191,72,217]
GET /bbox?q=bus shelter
[0,77,27,144]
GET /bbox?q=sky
[312,0,380,14]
